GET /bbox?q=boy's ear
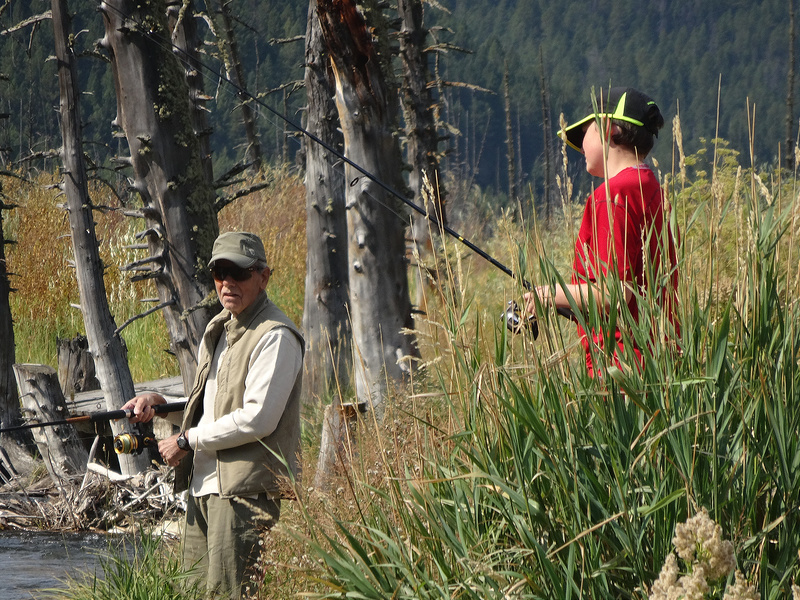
[606,123,623,145]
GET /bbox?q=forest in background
[0,0,795,205]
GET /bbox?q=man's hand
[120,392,167,424]
[158,434,189,467]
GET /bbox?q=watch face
[178,433,190,450]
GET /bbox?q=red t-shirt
[572,165,679,375]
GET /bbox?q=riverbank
[0,529,118,599]
[0,457,181,533]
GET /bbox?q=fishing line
[100,1,533,290]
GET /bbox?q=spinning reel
[113,432,157,455]
[501,300,540,339]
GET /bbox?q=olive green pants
[182,493,280,599]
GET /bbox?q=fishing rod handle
[91,400,187,422]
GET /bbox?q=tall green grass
[5,165,307,382]
[5,174,177,380]
[294,136,800,599]
[8,136,800,599]
[38,532,203,600]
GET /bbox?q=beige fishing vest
[175,292,304,498]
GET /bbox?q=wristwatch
[176,431,191,451]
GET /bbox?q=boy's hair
[611,102,664,157]
[561,87,664,157]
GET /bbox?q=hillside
[0,0,794,199]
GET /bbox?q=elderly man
[123,231,304,598]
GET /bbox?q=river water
[0,530,118,599]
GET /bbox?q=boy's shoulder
[608,165,659,189]
[592,166,661,209]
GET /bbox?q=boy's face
[581,120,607,178]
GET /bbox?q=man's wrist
[176,430,191,451]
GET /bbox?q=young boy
[524,87,679,376]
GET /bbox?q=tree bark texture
[0,194,18,433]
[13,364,89,484]
[53,0,149,474]
[397,0,446,309]
[167,0,215,186]
[302,0,351,400]
[0,197,19,433]
[786,0,796,170]
[0,189,36,477]
[539,47,554,225]
[100,0,219,392]
[317,0,418,407]
[313,400,342,491]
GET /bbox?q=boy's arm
[524,281,633,316]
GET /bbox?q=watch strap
[177,430,191,451]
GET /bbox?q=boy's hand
[523,287,550,315]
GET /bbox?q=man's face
[211,260,270,316]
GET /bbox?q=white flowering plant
[648,508,758,600]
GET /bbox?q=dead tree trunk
[539,47,553,226]
[13,364,89,484]
[397,0,446,310]
[205,0,263,173]
[317,0,418,408]
[100,0,219,392]
[0,193,16,430]
[786,0,796,170]
[503,62,517,212]
[0,186,36,478]
[168,0,215,186]
[53,0,149,475]
[313,399,363,490]
[302,0,351,400]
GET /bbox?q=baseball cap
[560,87,661,152]
[208,232,267,268]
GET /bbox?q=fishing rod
[0,401,187,435]
[104,4,575,336]
[102,5,526,283]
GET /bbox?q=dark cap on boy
[561,87,661,152]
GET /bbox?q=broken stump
[13,363,89,484]
[57,335,101,399]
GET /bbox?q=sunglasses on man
[210,264,260,282]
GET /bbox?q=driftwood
[1,369,187,532]
[13,364,89,484]
[0,463,181,532]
